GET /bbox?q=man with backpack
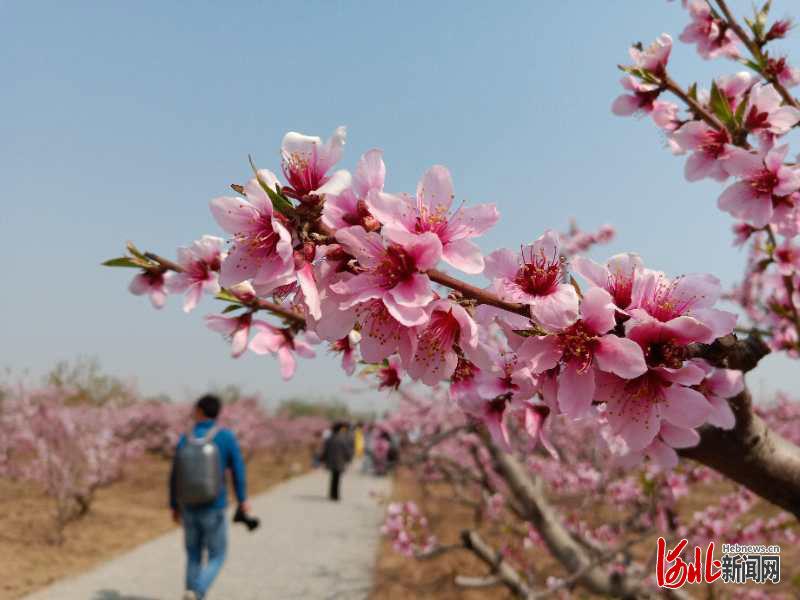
[169,394,250,600]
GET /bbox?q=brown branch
[481,433,652,599]
[662,76,725,131]
[686,332,770,372]
[459,529,534,599]
[680,386,800,518]
[427,268,529,317]
[143,252,305,325]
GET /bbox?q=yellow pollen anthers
[287,152,310,171]
[558,321,596,372]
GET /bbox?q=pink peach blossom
[322,149,385,232]
[165,235,224,312]
[679,0,740,59]
[129,271,167,309]
[611,76,663,117]
[332,225,442,326]
[280,127,350,199]
[572,252,643,310]
[330,330,361,375]
[743,84,800,137]
[694,362,743,430]
[367,165,499,274]
[484,230,579,330]
[519,288,647,418]
[719,145,800,228]
[670,121,735,182]
[407,300,478,385]
[210,171,294,291]
[205,313,253,358]
[629,34,672,77]
[377,355,404,391]
[249,322,317,380]
[629,269,737,342]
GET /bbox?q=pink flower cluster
[381,501,437,557]
[111,120,748,471]
[611,5,800,359]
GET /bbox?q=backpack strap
[188,424,220,445]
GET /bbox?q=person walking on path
[169,394,251,600]
[320,421,353,501]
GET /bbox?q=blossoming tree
[105,0,800,595]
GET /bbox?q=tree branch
[142,252,306,325]
[427,269,530,317]
[680,387,800,518]
[459,529,534,599]
[481,433,651,599]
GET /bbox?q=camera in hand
[233,505,260,531]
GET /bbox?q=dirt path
[23,466,392,600]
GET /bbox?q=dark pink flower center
[357,301,400,345]
[557,321,598,372]
[487,396,508,417]
[330,336,352,354]
[343,200,380,232]
[640,278,699,322]
[635,89,662,112]
[608,272,634,309]
[515,246,562,296]
[377,244,417,288]
[282,152,325,197]
[699,128,731,159]
[414,204,450,237]
[451,357,477,384]
[744,106,771,132]
[378,365,401,390]
[418,310,460,356]
[643,339,687,369]
[776,246,796,265]
[622,371,668,404]
[144,271,165,287]
[748,168,779,197]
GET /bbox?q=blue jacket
[169,419,247,510]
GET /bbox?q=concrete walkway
[24,467,392,600]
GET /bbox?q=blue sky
[3,0,798,408]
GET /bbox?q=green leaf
[102,257,146,268]
[247,155,296,217]
[221,304,244,314]
[126,241,147,261]
[744,58,765,73]
[215,289,240,303]
[687,82,698,102]
[734,93,749,127]
[709,81,735,129]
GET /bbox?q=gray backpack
[175,425,224,506]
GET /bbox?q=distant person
[354,422,365,459]
[361,423,375,475]
[169,394,252,600]
[320,422,353,501]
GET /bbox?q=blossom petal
[594,335,647,378]
[557,363,595,418]
[442,238,485,274]
[661,385,712,429]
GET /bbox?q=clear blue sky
[2,0,797,407]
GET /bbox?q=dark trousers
[329,469,341,500]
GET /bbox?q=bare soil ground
[371,468,800,599]
[0,446,310,600]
